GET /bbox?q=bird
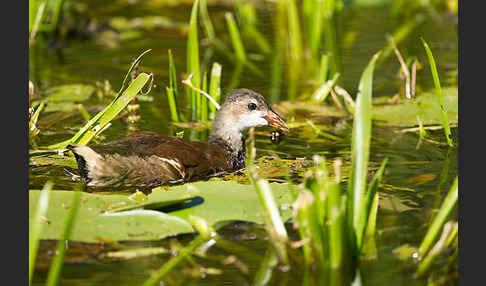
[68,88,289,187]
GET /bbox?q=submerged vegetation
[29,0,458,285]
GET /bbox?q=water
[29,1,458,285]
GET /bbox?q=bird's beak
[265,108,289,133]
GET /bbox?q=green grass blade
[208,62,222,119]
[253,247,278,286]
[201,71,208,121]
[416,221,457,277]
[41,0,65,32]
[29,181,52,285]
[168,49,178,99]
[361,192,379,260]
[347,51,381,246]
[249,170,289,265]
[47,51,152,149]
[199,0,215,41]
[287,0,303,62]
[118,49,152,96]
[421,37,454,147]
[311,73,340,102]
[166,87,179,122]
[309,0,324,58]
[418,177,458,257]
[75,73,152,146]
[46,190,82,286]
[294,189,326,268]
[319,54,330,83]
[356,158,388,251]
[142,236,205,286]
[29,101,45,141]
[187,0,201,121]
[327,182,346,269]
[225,12,246,62]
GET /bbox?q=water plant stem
[29,181,52,286]
[347,51,381,248]
[421,37,454,147]
[142,236,205,286]
[225,12,246,62]
[418,177,458,257]
[46,190,82,286]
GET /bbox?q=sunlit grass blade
[199,0,215,41]
[46,190,82,286]
[142,236,205,286]
[208,62,222,119]
[287,0,303,62]
[187,0,201,121]
[327,182,345,269]
[29,101,45,145]
[41,0,65,32]
[356,158,388,251]
[47,51,152,149]
[118,49,152,96]
[253,246,278,286]
[319,54,330,83]
[201,71,208,121]
[294,190,326,268]
[361,192,379,260]
[380,16,422,62]
[168,49,178,99]
[418,177,458,257]
[166,87,179,122]
[75,72,152,146]
[29,1,46,45]
[269,1,286,102]
[416,221,457,277]
[77,104,91,121]
[347,51,381,243]
[421,37,454,147]
[234,0,271,54]
[249,166,289,265]
[225,12,246,62]
[29,181,52,286]
[311,73,340,102]
[308,0,325,58]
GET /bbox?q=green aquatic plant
[225,12,247,62]
[245,52,387,281]
[186,0,201,121]
[46,190,82,286]
[421,37,454,147]
[29,181,52,285]
[46,49,153,150]
[416,177,458,277]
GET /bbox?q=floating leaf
[43,84,96,103]
[372,88,458,127]
[29,181,294,243]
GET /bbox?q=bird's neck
[209,121,246,170]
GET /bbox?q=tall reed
[187,0,201,121]
[29,181,52,285]
[421,37,454,147]
[46,190,82,286]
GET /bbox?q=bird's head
[213,88,289,135]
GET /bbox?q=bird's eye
[248,103,257,110]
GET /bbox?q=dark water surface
[30,1,458,285]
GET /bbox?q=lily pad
[372,87,458,127]
[29,181,294,243]
[43,84,96,103]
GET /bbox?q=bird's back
[69,131,233,187]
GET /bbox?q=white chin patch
[237,113,268,130]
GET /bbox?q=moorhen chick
[68,88,289,187]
